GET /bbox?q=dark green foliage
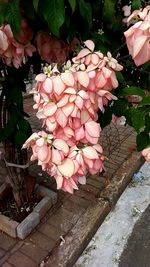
[112,99,128,117]
[14,130,28,148]
[68,0,76,13]
[119,86,145,98]
[128,108,148,133]
[0,67,32,148]
[0,0,21,35]
[139,96,150,107]
[132,0,142,10]
[33,0,39,11]
[98,106,113,129]
[43,0,65,37]
[136,132,150,151]
[78,0,92,28]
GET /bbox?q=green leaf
[119,86,145,98]
[0,121,15,142]
[144,115,150,133]
[136,132,150,151]
[132,0,141,10]
[68,0,76,13]
[0,3,7,26]
[113,99,128,117]
[142,62,150,72]
[33,0,39,11]
[78,0,92,28]
[130,109,147,132]
[18,119,32,136]
[6,0,21,35]
[98,106,113,129]
[124,109,132,126]
[139,96,150,107]
[0,106,20,142]
[14,130,27,148]
[126,59,135,68]
[116,72,126,87]
[7,86,23,106]
[103,0,116,23]
[43,0,65,37]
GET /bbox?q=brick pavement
[0,97,137,267]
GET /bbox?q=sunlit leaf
[68,0,76,13]
[33,0,39,11]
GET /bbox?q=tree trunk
[0,95,28,207]
[4,140,28,207]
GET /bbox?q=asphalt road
[119,204,150,267]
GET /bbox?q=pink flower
[0,21,36,68]
[0,29,9,53]
[16,18,33,44]
[95,67,119,91]
[36,31,70,65]
[23,131,69,170]
[36,32,80,65]
[142,147,150,164]
[122,5,131,18]
[68,144,104,178]
[127,6,150,23]
[127,95,142,103]
[84,121,101,144]
[97,90,117,112]
[124,7,150,66]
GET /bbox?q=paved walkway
[0,97,137,267]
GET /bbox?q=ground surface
[75,163,150,267]
[119,204,150,267]
[0,96,138,267]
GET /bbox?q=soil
[0,190,42,223]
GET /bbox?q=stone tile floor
[0,97,137,267]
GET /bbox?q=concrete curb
[100,151,144,207]
[45,152,144,267]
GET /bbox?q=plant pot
[0,183,57,239]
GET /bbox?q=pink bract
[142,147,150,164]
[0,20,36,68]
[127,95,142,103]
[24,39,122,193]
[124,7,150,66]
[36,32,80,65]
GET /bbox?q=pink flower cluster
[23,131,104,193]
[24,40,123,193]
[36,31,79,65]
[124,6,150,66]
[0,19,36,68]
